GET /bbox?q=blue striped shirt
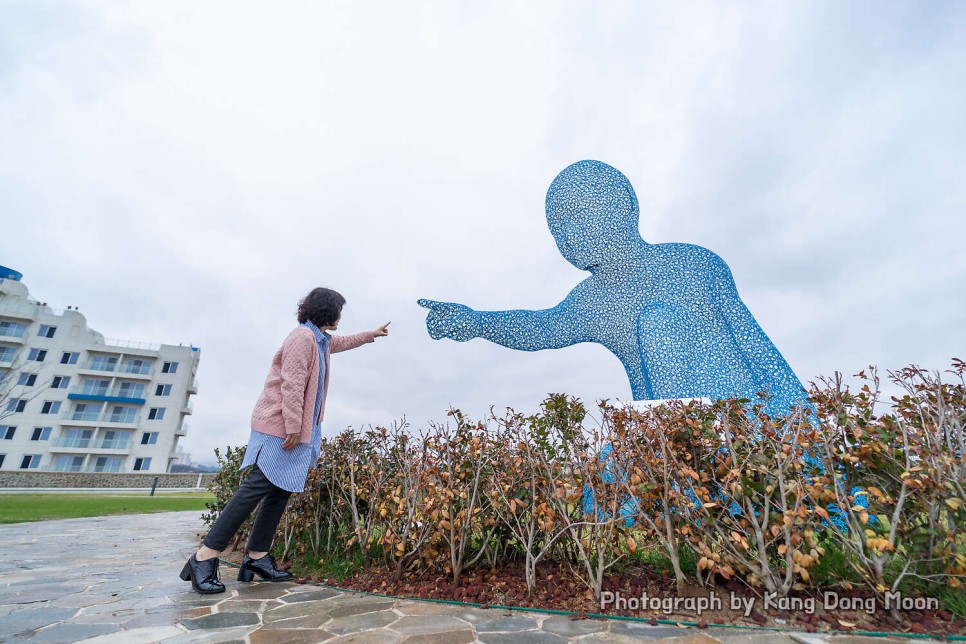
[241,321,329,492]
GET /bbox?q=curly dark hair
[297,287,346,327]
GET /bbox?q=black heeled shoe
[237,553,293,582]
[180,554,226,594]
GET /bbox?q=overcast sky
[2,2,964,464]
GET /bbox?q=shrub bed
[205,360,966,634]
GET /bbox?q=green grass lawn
[0,492,215,524]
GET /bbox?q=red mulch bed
[210,539,963,637]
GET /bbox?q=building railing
[70,385,147,399]
[83,360,118,373]
[61,409,140,424]
[50,437,130,450]
[51,436,92,448]
[62,409,102,422]
[104,338,162,351]
[121,363,153,376]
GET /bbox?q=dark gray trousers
[202,464,291,552]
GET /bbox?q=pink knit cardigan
[250,326,375,444]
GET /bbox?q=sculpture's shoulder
[650,243,730,274]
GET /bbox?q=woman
[180,287,390,593]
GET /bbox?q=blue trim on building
[67,393,146,405]
[0,265,23,281]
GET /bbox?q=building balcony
[181,402,193,415]
[79,360,118,374]
[0,329,26,343]
[119,364,154,379]
[175,422,188,437]
[67,387,146,405]
[61,410,141,425]
[49,437,131,452]
[62,409,102,423]
[187,379,199,394]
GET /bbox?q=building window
[90,355,118,372]
[0,345,18,363]
[0,454,5,468]
[61,351,80,365]
[18,373,37,387]
[124,359,152,375]
[20,454,41,469]
[133,457,152,471]
[108,406,137,423]
[6,399,26,413]
[38,325,57,338]
[0,321,27,338]
[2,426,15,439]
[141,432,159,445]
[51,375,70,389]
[40,401,61,414]
[162,362,178,374]
[101,430,128,449]
[155,384,172,396]
[63,428,93,448]
[80,379,110,396]
[92,456,121,472]
[31,427,52,441]
[54,455,84,472]
[27,348,47,362]
[117,382,145,399]
[72,402,103,421]
[148,407,165,420]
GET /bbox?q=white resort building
[0,265,199,474]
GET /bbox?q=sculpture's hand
[417,299,481,342]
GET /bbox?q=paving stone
[609,622,703,640]
[48,593,124,609]
[390,615,473,636]
[75,625,185,643]
[232,583,298,600]
[264,600,336,623]
[394,602,463,617]
[714,633,799,643]
[540,615,609,637]
[327,631,403,643]
[250,628,335,643]
[580,633,665,644]
[260,613,334,629]
[630,635,721,644]
[474,615,541,632]
[215,599,268,613]
[477,631,568,644]
[399,630,474,644]
[159,625,257,643]
[452,607,497,625]
[0,606,79,637]
[327,600,396,619]
[29,622,121,642]
[116,608,188,629]
[181,611,261,630]
[325,609,399,636]
[0,584,89,605]
[281,588,343,603]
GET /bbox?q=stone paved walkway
[0,511,945,643]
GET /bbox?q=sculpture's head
[545,160,641,271]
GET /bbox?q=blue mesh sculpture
[419,160,809,416]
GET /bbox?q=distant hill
[169,464,221,473]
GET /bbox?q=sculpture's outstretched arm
[418,292,588,351]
